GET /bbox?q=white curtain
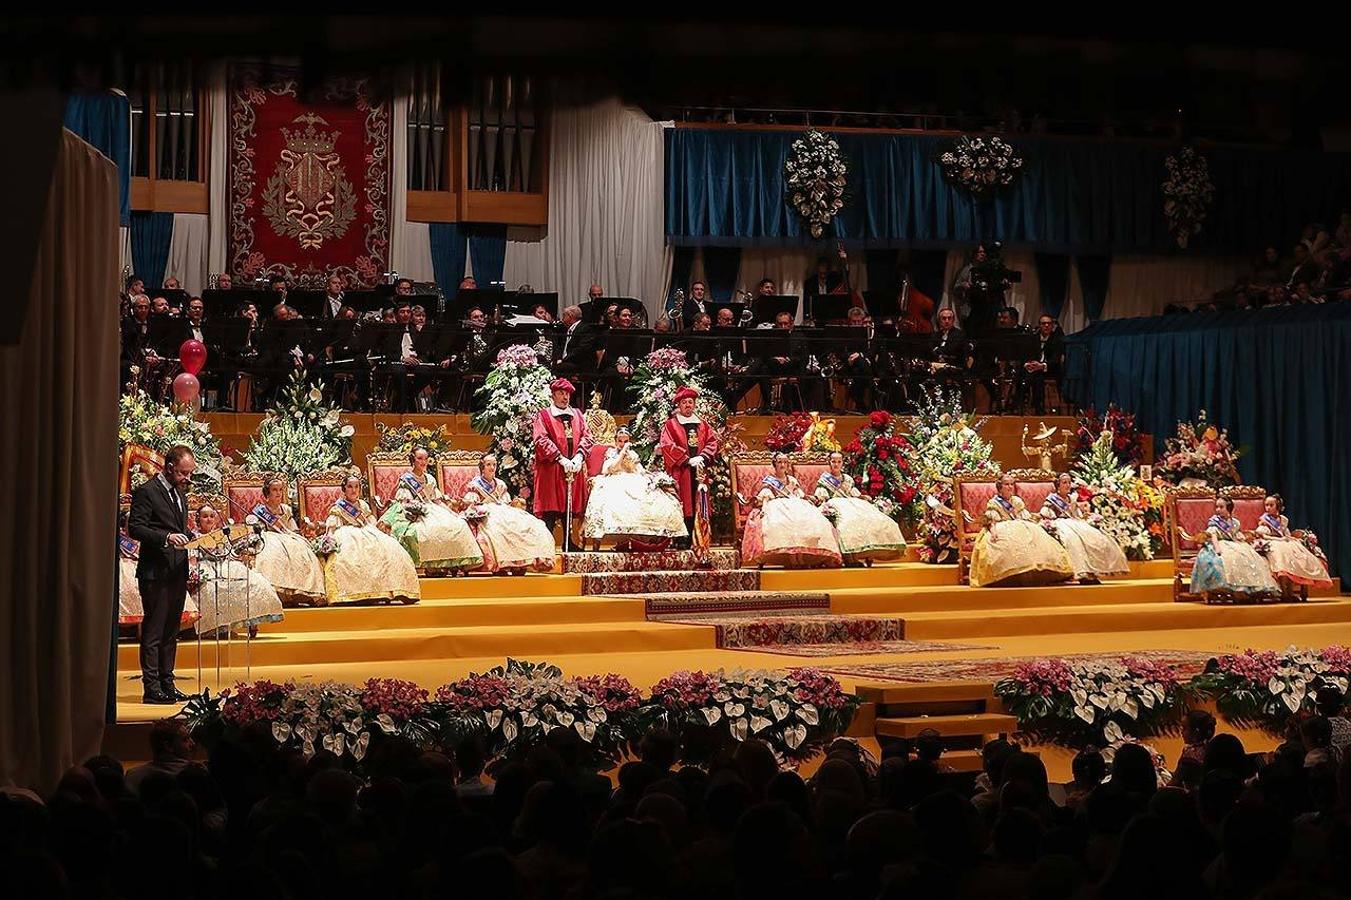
[1102,255,1248,319]
[1,130,119,792]
[389,83,415,281]
[399,221,437,283]
[503,100,671,319]
[206,63,228,280]
[166,213,209,295]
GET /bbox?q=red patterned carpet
[817,649,1215,683]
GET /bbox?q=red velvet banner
[228,66,390,287]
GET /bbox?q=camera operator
[953,243,1019,339]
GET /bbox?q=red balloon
[172,372,200,404]
[179,339,207,375]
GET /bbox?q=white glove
[688,455,704,468]
[571,454,585,472]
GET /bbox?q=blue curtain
[467,224,508,287]
[130,211,173,291]
[429,223,468,296]
[1076,304,1351,579]
[1076,255,1112,322]
[701,246,742,302]
[64,92,130,226]
[1034,253,1071,319]
[666,129,1351,253]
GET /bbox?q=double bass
[896,274,935,334]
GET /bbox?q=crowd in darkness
[4,698,1351,900]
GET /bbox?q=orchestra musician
[1014,314,1065,415]
[556,304,604,375]
[215,272,233,291]
[321,273,346,319]
[803,252,844,323]
[681,281,712,330]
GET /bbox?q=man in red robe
[532,377,593,542]
[659,386,721,545]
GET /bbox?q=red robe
[658,416,721,517]
[532,406,593,516]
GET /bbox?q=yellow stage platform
[108,551,1346,778]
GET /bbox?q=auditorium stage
[107,551,1345,779]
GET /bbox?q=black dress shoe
[162,685,191,702]
[142,689,176,705]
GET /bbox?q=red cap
[674,386,699,403]
[549,377,576,394]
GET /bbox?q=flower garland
[375,421,453,457]
[1191,646,1350,729]
[627,347,726,468]
[783,130,848,239]
[709,421,748,542]
[118,388,227,492]
[1071,430,1155,560]
[1074,405,1143,467]
[938,135,1023,197]
[907,387,1000,563]
[843,411,920,528]
[764,413,813,452]
[994,656,1191,747]
[1163,147,1214,249]
[1157,410,1242,490]
[243,369,354,480]
[650,667,858,764]
[470,345,554,500]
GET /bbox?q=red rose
[877,449,890,461]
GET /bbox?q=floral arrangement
[709,421,748,541]
[1157,410,1242,489]
[1163,146,1214,249]
[180,678,438,768]
[783,130,848,239]
[764,413,814,452]
[1072,430,1154,560]
[994,656,1191,747]
[1074,405,1144,467]
[1192,646,1350,729]
[802,413,841,452]
[309,533,340,557]
[470,345,553,499]
[118,388,226,492]
[375,422,453,456]
[1299,531,1328,565]
[843,411,920,528]
[627,347,727,468]
[938,135,1023,197]
[650,667,858,764]
[907,387,999,563]
[1101,738,1174,789]
[431,659,649,766]
[244,369,354,480]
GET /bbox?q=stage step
[854,681,997,705]
[638,591,831,617]
[116,620,714,670]
[901,598,1351,640]
[875,712,1019,740]
[581,569,762,596]
[829,578,1175,614]
[418,573,584,601]
[561,548,741,573]
[264,596,649,633]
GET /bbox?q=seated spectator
[1066,747,1106,809]
[1316,686,1351,754]
[1180,710,1217,768]
[124,720,194,796]
[1300,716,1338,767]
[1251,245,1284,285]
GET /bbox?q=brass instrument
[666,289,685,332]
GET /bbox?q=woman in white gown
[119,512,198,629]
[463,454,556,574]
[191,503,284,635]
[1253,493,1332,591]
[1039,473,1129,583]
[1189,497,1281,601]
[812,451,906,565]
[251,476,326,606]
[383,447,484,574]
[322,474,422,603]
[742,453,842,568]
[969,474,1074,588]
[582,427,688,548]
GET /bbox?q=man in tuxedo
[385,303,440,411]
[556,304,603,375]
[749,311,806,412]
[121,294,157,385]
[681,280,711,331]
[916,307,970,399]
[321,273,346,319]
[128,445,196,704]
[1015,314,1065,414]
[803,253,844,323]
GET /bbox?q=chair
[1221,485,1267,533]
[366,452,416,512]
[1165,484,1218,602]
[951,476,999,584]
[437,451,489,507]
[1006,468,1059,518]
[296,472,348,535]
[583,392,617,478]
[223,472,286,526]
[185,492,229,535]
[728,451,832,543]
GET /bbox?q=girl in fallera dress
[1039,473,1130,584]
[1190,496,1281,601]
[742,452,842,569]
[968,474,1074,588]
[582,427,688,549]
[251,476,326,606]
[382,447,484,574]
[323,475,422,603]
[1253,493,1333,591]
[812,451,907,566]
[191,504,284,635]
[463,454,557,574]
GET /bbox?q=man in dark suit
[1016,314,1065,414]
[556,304,603,374]
[128,445,196,704]
[803,253,844,323]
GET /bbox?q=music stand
[512,292,560,320]
[581,297,643,324]
[751,295,799,326]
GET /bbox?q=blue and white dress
[1190,514,1280,597]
